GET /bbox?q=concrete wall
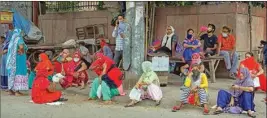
[38,11,114,45]
[154,3,266,53]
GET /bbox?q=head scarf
[100,39,107,49]
[90,52,114,76]
[73,50,82,59]
[140,61,160,85]
[161,26,175,50]
[231,68,254,97]
[35,53,54,76]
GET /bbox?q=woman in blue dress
[183,29,201,64]
[1,30,13,90]
[6,28,28,96]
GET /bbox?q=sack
[129,88,142,101]
[52,73,65,83]
[97,85,102,99]
[225,106,242,114]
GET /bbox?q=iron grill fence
[45,1,100,13]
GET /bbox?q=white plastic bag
[253,77,260,88]
[97,85,102,99]
[129,88,142,101]
[52,73,65,83]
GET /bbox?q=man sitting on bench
[217,26,238,79]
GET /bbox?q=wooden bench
[147,53,224,83]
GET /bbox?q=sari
[70,51,89,86]
[29,53,54,88]
[31,70,61,104]
[6,28,28,91]
[89,53,123,100]
[240,57,266,92]
[1,30,12,89]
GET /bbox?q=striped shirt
[112,22,126,51]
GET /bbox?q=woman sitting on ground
[125,61,162,107]
[172,62,209,115]
[31,69,66,104]
[52,49,72,73]
[150,26,177,57]
[213,68,256,117]
[240,52,266,92]
[69,51,89,89]
[86,53,123,104]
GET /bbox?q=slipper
[203,108,210,115]
[155,100,161,106]
[124,104,135,108]
[248,113,256,118]
[213,110,223,115]
[172,106,181,112]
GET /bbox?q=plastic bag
[129,88,142,101]
[97,85,102,99]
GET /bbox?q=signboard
[152,56,169,71]
[0,11,13,24]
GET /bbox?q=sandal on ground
[203,108,210,115]
[124,102,138,108]
[85,98,96,101]
[172,106,181,112]
[247,113,256,118]
[155,100,161,106]
[213,110,223,115]
[58,98,68,102]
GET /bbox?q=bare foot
[8,90,15,95]
[84,98,96,101]
[15,92,24,96]
[101,100,114,105]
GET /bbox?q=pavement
[1,73,266,118]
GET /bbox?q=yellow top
[184,73,208,92]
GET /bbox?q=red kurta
[31,72,61,104]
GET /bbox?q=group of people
[0,15,266,117]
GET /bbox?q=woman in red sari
[52,49,72,73]
[240,52,266,92]
[31,69,62,104]
[35,53,54,76]
[70,51,89,89]
[87,53,124,104]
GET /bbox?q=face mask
[73,58,80,62]
[187,34,193,39]
[192,70,200,77]
[222,33,228,37]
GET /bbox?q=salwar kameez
[217,89,255,111]
[1,33,10,90]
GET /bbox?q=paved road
[1,79,266,118]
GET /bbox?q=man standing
[199,24,218,57]
[112,14,126,67]
[217,26,238,78]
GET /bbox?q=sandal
[203,108,210,115]
[213,110,223,115]
[155,100,161,106]
[247,113,256,118]
[124,102,138,108]
[172,106,181,112]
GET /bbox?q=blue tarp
[11,8,42,41]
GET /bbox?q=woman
[1,35,10,90]
[6,28,28,96]
[52,49,72,73]
[240,52,266,92]
[151,26,177,57]
[31,69,63,104]
[125,61,162,107]
[213,68,256,117]
[29,53,54,88]
[99,39,113,59]
[87,53,123,104]
[183,29,201,64]
[172,62,209,115]
[69,51,89,89]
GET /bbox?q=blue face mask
[187,34,193,39]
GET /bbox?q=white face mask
[222,33,228,37]
[73,58,80,62]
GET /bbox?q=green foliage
[97,1,107,10]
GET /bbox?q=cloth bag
[97,85,102,99]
